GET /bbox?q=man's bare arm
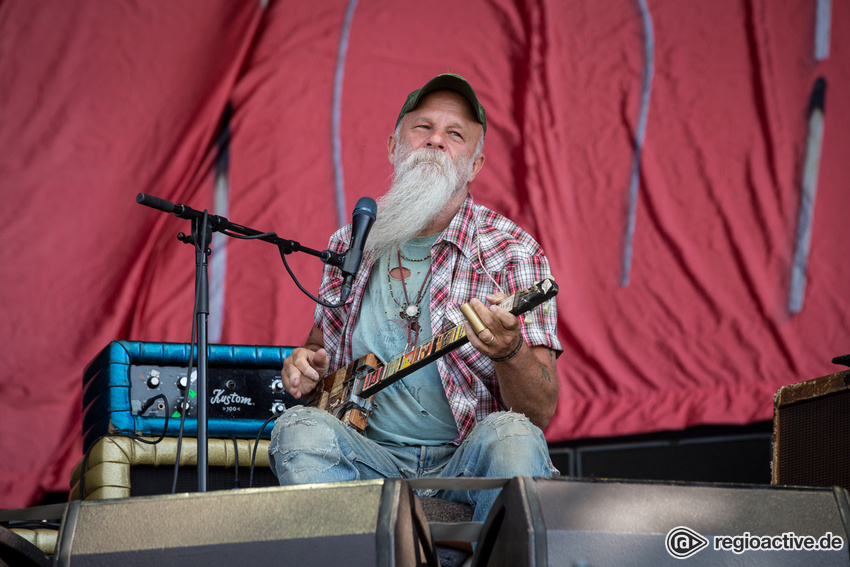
[464,296,559,428]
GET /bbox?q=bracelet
[490,335,524,362]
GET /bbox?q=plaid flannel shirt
[315,194,562,444]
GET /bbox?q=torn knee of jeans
[485,411,531,440]
[279,406,326,426]
[271,436,342,475]
[284,415,319,427]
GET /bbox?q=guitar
[304,277,559,433]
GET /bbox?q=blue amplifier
[82,341,301,453]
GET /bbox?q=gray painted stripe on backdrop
[210,104,233,342]
[620,0,655,287]
[788,78,826,315]
[332,0,360,228]
[210,173,229,343]
[815,0,831,61]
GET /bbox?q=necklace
[387,248,432,346]
[398,249,430,262]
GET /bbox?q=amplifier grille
[775,377,850,490]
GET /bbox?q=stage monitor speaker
[772,369,850,491]
[54,480,438,567]
[472,476,850,566]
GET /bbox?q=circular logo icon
[666,526,709,559]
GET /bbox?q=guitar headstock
[501,277,559,316]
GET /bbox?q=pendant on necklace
[401,303,421,320]
[400,305,422,342]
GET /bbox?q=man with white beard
[269,74,562,526]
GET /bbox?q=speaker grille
[774,370,850,491]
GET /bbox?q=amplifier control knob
[145,368,160,389]
[177,376,188,390]
[271,403,286,416]
[271,379,284,392]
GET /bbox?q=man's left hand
[464,293,522,359]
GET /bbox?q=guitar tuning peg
[524,313,533,324]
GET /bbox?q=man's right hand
[282,347,330,399]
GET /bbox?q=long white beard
[366,144,473,259]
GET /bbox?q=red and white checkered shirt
[315,194,562,444]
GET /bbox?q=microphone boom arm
[137,193,344,266]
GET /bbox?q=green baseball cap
[395,73,486,135]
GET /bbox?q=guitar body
[304,277,558,435]
[305,353,380,434]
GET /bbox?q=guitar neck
[358,321,469,398]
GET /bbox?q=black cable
[231,437,240,489]
[171,303,197,494]
[2,520,62,530]
[77,395,170,501]
[278,246,345,308]
[249,413,280,488]
[224,229,345,308]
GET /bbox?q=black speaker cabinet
[773,369,850,491]
[53,480,437,567]
[472,476,850,566]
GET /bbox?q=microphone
[137,193,175,213]
[339,197,377,303]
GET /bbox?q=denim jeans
[268,406,552,523]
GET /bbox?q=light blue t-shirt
[351,234,459,446]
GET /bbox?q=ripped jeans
[268,407,553,523]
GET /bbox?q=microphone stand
[136,193,343,491]
[191,214,211,492]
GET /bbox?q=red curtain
[1,0,848,508]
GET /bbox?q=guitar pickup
[351,364,377,397]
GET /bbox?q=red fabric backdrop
[1,0,848,509]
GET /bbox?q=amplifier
[82,341,301,453]
[772,368,850,491]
